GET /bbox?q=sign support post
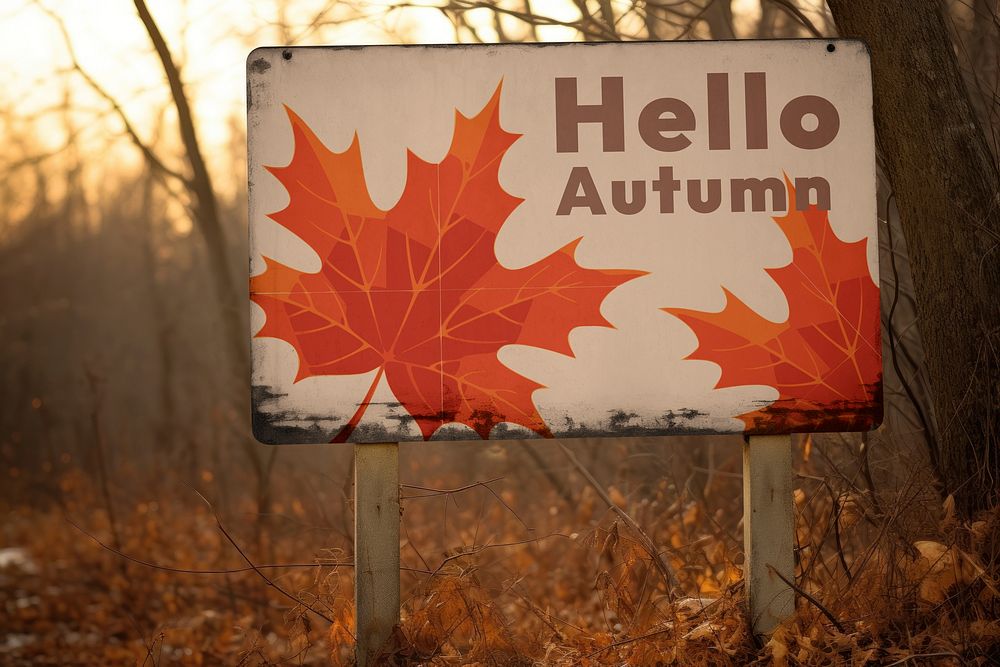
[354,442,400,666]
[743,434,795,636]
[247,40,880,649]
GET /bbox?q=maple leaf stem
[331,366,384,444]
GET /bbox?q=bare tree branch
[767,564,847,632]
[765,0,824,37]
[388,1,621,41]
[193,489,337,624]
[36,2,188,184]
[132,0,250,387]
[558,442,679,596]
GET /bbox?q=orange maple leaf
[251,84,642,442]
[664,184,881,433]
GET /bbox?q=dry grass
[2,433,1000,665]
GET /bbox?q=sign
[247,41,880,444]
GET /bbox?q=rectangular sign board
[248,40,880,444]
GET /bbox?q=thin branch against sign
[559,442,679,596]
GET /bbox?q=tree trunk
[966,0,1000,157]
[828,0,1000,516]
[703,0,735,40]
[132,1,272,535]
[132,0,248,384]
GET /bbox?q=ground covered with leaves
[2,435,1000,665]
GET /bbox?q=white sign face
[247,41,880,445]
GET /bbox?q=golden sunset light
[1,1,997,664]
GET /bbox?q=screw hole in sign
[826,43,836,53]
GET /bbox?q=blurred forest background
[1,1,999,664]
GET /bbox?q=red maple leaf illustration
[664,183,881,433]
[251,85,643,442]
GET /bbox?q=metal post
[743,434,795,635]
[354,443,400,666]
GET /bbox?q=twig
[192,489,333,624]
[403,476,532,531]
[68,515,440,574]
[82,368,125,581]
[35,2,188,185]
[519,442,577,508]
[386,0,620,41]
[585,624,674,658]
[431,533,570,575]
[767,565,846,633]
[401,476,504,498]
[765,0,824,37]
[402,519,431,573]
[859,431,884,518]
[885,652,962,666]
[559,442,679,597]
[829,488,853,582]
